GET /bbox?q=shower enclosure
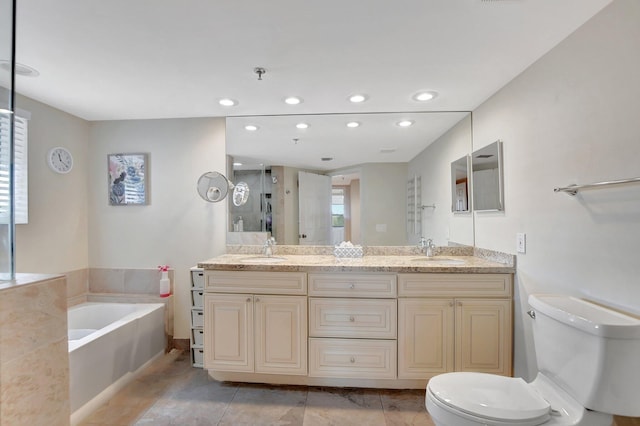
[0,0,16,280]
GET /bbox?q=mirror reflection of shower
[196,171,250,205]
[228,161,271,234]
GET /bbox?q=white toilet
[426,294,640,426]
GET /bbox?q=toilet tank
[528,294,640,417]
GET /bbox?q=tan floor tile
[303,387,386,426]
[77,351,447,426]
[218,383,307,426]
[380,389,434,426]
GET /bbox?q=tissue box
[333,245,363,258]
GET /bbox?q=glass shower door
[0,0,16,280]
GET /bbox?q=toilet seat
[427,372,551,425]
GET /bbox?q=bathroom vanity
[198,251,514,389]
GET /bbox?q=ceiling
[10,0,611,169]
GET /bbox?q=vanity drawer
[309,298,397,339]
[308,273,397,298]
[308,338,397,379]
[205,271,307,295]
[397,273,512,298]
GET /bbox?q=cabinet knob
[449,301,454,307]
[246,297,251,303]
[350,357,355,363]
[255,297,260,302]
[349,316,355,322]
[349,283,355,289]
[458,301,463,307]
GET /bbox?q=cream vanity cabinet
[307,273,398,380]
[397,273,513,379]
[203,271,308,375]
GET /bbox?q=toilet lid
[428,372,551,423]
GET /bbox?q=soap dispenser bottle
[158,265,170,297]
[237,216,244,232]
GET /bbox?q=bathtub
[68,302,166,424]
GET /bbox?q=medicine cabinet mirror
[472,140,504,211]
[451,155,470,213]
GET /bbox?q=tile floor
[80,350,640,426]
[80,350,435,426]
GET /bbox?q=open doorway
[331,172,360,245]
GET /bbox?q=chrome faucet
[263,237,276,257]
[418,237,436,257]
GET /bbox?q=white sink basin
[410,257,465,265]
[239,256,287,264]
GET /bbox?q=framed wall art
[107,153,149,205]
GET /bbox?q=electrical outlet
[376,224,387,232]
[517,233,526,253]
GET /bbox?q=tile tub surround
[0,274,70,426]
[64,268,175,348]
[89,268,175,295]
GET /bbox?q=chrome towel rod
[554,177,640,196]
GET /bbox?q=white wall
[408,114,473,247]
[15,94,90,273]
[88,118,227,337]
[472,0,640,379]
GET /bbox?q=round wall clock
[47,147,73,174]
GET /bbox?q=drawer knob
[246,297,251,303]
[350,357,355,363]
[349,283,355,289]
[349,316,355,322]
[255,297,260,302]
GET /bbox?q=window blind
[0,114,28,224]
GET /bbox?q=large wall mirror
[226,111,474,247]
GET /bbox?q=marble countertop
[198,254,514,274]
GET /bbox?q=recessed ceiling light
[346,121,360,128]
[296,123,309,129]
[218,98,238,107]
[397,120,414,127]
[244,124,259,131]
[348,94,368,103]
[284,96,303,105]
[233,162,243,167]
[0,60,40,77]
[380,148,397,153]
[412,91,438,102]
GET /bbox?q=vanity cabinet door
[398,299,454,379]
[254,295,307,375]
[203,294,253,372]
[455,299,512,376]
[205,294,308,375]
